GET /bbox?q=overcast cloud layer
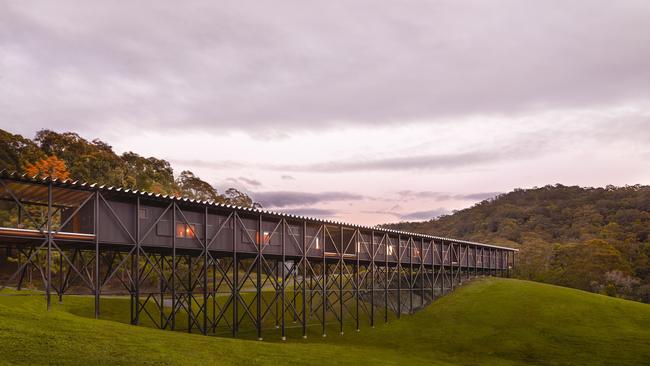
[1,1,650,225]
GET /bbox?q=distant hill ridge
[382,184,650,303]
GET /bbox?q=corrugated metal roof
[0,170,518,251]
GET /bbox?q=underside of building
[0,171,517,340]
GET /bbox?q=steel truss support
[0,177,516,341]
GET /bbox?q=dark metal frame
[0,173,517,340]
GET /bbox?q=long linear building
[0,171,517,339]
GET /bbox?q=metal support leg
[94,191,100,318]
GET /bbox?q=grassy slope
[1,279,649,366]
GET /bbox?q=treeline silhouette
[383,185,650,303]
[0,128,260,207]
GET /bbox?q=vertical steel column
[257,214,263,341]
[508,251,512,277]
[301,221,307,339]
[188,255,193,333]
[439,241,444,295]
[232,212,238,337]
[171,203,176,330]
[203,207,208,335]
[370,230,375,327]
[57,248,64,304]
[384,235,388,323]
[293,259,297,322]
[355,231,359,332]
[420,238,424,308]
[409,237,413,314]
[58,250,63,303]
[397,234,401,319]
[430,240,434,302]
[450,242,455,291]
[46,181,53,310]
[474,245,477,279]
[212,258,217,333]
[281,220,286,340]
[339,225,343,335]
[160,254,165,328]
[134,197,141,325]
[481,246,484,277]
[321,226,326,337]
[274,261,278,329]
[488,248,491,276]
[460,244,469,283]
[466,244,469,281]
[94,190,100,318]
[489,248,493,276]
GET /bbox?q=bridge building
[0,171,517,340]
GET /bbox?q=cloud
[2,1,650,137]
[397,191,501,201]
[173,135,548,173]
[237,176,261,187]
[398,208,449,221]
[281,175,295,180]
[223,176,262,188]
[253,191,364,208]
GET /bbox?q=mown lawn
[0,278,649,365]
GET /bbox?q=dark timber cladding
[0,171,517,339]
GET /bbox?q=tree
[224,188,262,208]
[0,129,44,172]
[121,152,176,194]
[382,184,650,303]
[25,155,70,180]
[34,129,127,186]
[176,170,221,202]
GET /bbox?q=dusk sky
[2,1,650,225]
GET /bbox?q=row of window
[155,220,480,261]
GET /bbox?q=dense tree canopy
[0,129,260,208]
[383,184,650,303]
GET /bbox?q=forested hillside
[4,128,650,304]
[0,129,259,207]
[383,185,650,303]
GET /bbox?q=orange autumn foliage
[25,155,71,180]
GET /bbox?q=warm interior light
[388,245,394,255]
[315,237,320,249]
[176,223,186,238]
[357,242,361,252]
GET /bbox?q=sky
[1,1,650,225]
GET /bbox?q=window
[139,208,147,219]
[387,245,395,256]
[256,231,271,245]
[157,220,171,237]
[176,223,196,239]
[412,247,420,258]
[315,237,320,250]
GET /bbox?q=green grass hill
[1,278,649,365]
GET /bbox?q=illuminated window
[315,237,320,249]
[256,231,271,245]
[413,248,420,258]
[357,242,361,252]
[388,245,395,256]
[176,223,196,239]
